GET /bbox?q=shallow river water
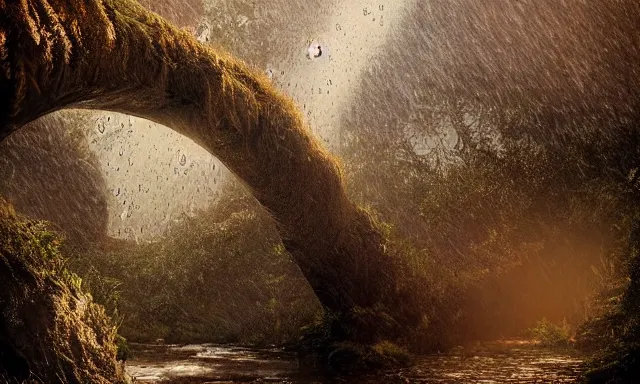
[126,341,585,383]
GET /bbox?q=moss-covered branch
[0,0,416,340]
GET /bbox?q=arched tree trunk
[0,0,416,342]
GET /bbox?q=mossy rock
[296,313,412,375]
[0,198,127,383]
[307,340,411,374]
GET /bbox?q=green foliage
[296,325,412,375]
[373,341,412,365]
[0,112,109,247]
[528,318,571,347]
[324,341,411,372]
[70,181,321,346]
[578,221,640,382]
[115,335,131,362]
[0,197,126,383]
[81,267,124,324]
[340,75,640,353]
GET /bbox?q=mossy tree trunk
[0,0,417,342]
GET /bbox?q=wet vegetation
[0,113,109,248]
[0,198,126,383]
[577,224,640,382]
[341,93,640,336]
[69,181,320,346]
[1,0,640,383]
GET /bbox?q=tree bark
[0,0,414,340]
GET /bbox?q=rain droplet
[307,43,322,59]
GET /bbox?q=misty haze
[1,1,640,383]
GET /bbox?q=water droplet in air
[307,43,323,59]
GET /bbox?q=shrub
[528,318,571,347]
[373,340,412,365]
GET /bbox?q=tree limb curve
[0,0,413,339]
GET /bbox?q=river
[126,341,585,383]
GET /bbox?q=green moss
[0,197,127,383]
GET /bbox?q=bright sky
[273,0,412,149]
[85,0,414,240]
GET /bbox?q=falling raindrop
[307,43,323,59]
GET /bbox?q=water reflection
[127,341,584,383]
